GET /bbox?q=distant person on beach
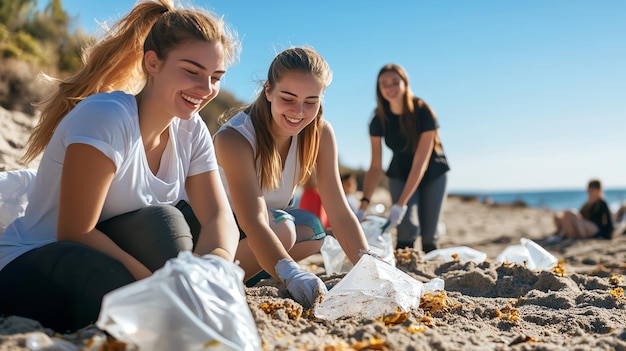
[0,0,240,332]
[214,46,370,307]
[550,179,614,241]
[358,64,450,253]
[298,171,330,229]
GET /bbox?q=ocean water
[460,188,626,212]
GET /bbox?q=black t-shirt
[580,199,614,238]
[369,98,449,185]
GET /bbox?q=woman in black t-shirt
[358,64,449,253]
[551,179,614,240]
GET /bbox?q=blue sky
[55,0,626,192]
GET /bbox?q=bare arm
[316,121,369,264]
[58,143,151,280]
[395,130,435,206]
[186,170,239,262]
[213,128,291,279]
[359,136,384,211]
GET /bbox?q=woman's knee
[99,204,194,271]
[270,215,297,250]
[561,209,580,222]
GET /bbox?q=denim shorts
[236,208,326,241]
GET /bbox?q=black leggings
[0,201,200,333]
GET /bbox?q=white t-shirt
[0,91,217,271]
[215,111,299,210]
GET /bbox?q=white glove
[355,208,366,222]
[382,204,407,231]
[275,259,327,308]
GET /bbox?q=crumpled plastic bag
[423,246,487,264]
[314,254,423,320]
[495,237,558,270]
[96,251,261,351]
[0,169,37,232]
[320,215,394,275]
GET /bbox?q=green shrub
[13,31,41,57]
[2,43,22,59]
[0,24,9,43]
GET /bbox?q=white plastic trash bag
[423,246,487,264]
[0,169,37,232]
[495,238,558,270]
[96,251,261,351]
[314,254,423,320]
[320,215,394,275]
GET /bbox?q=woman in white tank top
[214,46,371,308]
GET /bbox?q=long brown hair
[375,64,442,153]
[223,46,332,191]
[21,0,240,164]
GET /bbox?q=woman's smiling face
[148,39,226,120]
[265,71,324,138]
[378,70,406,104]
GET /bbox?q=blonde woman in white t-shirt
[0,0,240,333]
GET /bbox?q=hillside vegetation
[0,0,245,133]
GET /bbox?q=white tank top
[216,111,299,209]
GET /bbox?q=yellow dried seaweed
[258,301,302,320]
[609,274,624,286]
[495,305,520,322]
[394,251,412,260]
[350,337,388,350]
[609,287,624,300]
[405,323,425,333]
[377,308,409,325]
[551,259,566,277]
[420,290,456,314]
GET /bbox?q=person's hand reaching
[275,259,327,308]
[382,204,407,231]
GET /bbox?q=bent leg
[388,177,419,249]
[0,242,134,333]
[287,208,325,262]
[417,173,448,253]
[579,219,599,239]
[236,210,297,282]
[559,209,597,239]
[96,204,194,272]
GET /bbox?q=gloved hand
[355,208,366,222]
[275,259,327,308]
[382,204,407,232]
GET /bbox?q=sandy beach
[1,106,626,350]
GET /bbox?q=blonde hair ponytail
[21,0,170,164]
[22,0,239,164]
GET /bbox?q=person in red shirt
[298,173,330,229]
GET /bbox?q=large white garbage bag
[96,251,261,351]
[496,238,558,270]
[320,215,394,275]
[314,254,423,320]
[0,169,37,232]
